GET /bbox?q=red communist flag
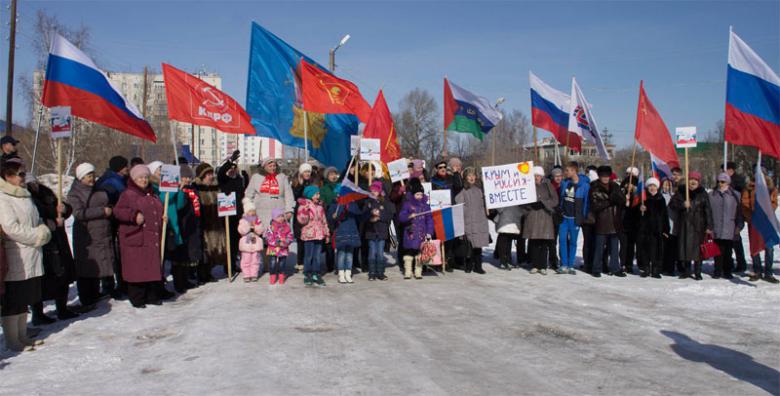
[363,90,401,163]
[299,59,372,123]
[635,81,680,168]
[162,63,255,134]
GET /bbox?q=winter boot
[403,256,413,279]
[17,314,43,347]
[303,273,313,286]
[473,257,486,274]
[345,269,354,284]
[338,270,347,284]
[269,274,278,285]
[2,315,26,352]
[694,261,703,281]
[31,303,56,326]
[278,273,287,285]
[56,299,79,320]
[414,261,423,279]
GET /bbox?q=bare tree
[394,88,440,165]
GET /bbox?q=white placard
[350,135,361,156]
[422,182,432,198]
[387,158,410,183]
[218,192,237,217]
[481,162,538,210]
[159,164,180,193]
[675,126,697,148]
[359,138,381,161]
[429,189,451,210]
[50,106,72,139]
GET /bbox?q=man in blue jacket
[558,161,590,274]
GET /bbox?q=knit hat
[597,165,612,177]
[533,166,545,177]
[645,177,660,188]
[625,167,639,177]
[298,163,313,174]
[147,161,164,175]
[408,178,425,195]
[109,156,129,172]
[447,157,462,170]
[129,164,151,180]
[717,172,731,183]
[370,180,384,195]
[180,165,194,179]
[551,167,563,176]
[76,163,96,181]
[689,171,702,182]
[261,157,277,168]
[324,166,339,179]
[196,163,214,179]
[303,185,320,199]
[271,208,285,221]
[242,197,256,213]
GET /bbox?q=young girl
[364,181,395,280]
[399,179,434,280]
[328,200,364,284]
[264,208,294,285]
[238,198,264,282]
[297,185,329,286]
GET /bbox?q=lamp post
[492,97,505,165]
[328,34,351,72]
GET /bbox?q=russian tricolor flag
[725,29,780,159]
[432,204,465,241]
[650,153,673,181]
[529,71,580,151]
[42,34,156,142]
[749,158,780,256]
[336,178,374,205]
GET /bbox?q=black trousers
[111,234,126,293]
[528,239,554,270]
[496,233,519,266]
[550,223,560,270]
[714,239,734,277]
[582,225,594,273]
[733,234,748,271]
[77,277,101,306]
[516,238,528,265]
[619,230,638,273]
[638,233,664,275]
[127,282,160,306]
[663,234,678,275]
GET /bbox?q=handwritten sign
[50,106,72,139]
[218,192,237,217]
[359,138,381,161]
[159,165,180,193]
[429,189,451,210]
[387,158,409,183]
[482,162,538,210]
[675,126,697,148]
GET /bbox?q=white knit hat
[148,161,164,175]
[533,166,545,176]
[242,197,256,213]
[76,163,96,181]
[625,167,639,177]
[645,177,660,188]
[298,162,313,174]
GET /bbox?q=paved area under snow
[1,253,778,395]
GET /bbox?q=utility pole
[5,0,18,136]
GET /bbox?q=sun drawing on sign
[518,162,530,174]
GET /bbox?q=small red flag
[162,63,255,134]
[299,59,371,123]
[363,90,401,163]
[635,81,680,168]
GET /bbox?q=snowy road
[1,257,778,395]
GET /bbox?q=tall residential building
[33,69,283,166]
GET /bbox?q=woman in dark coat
[113,165,164,308]
[193,163,226,275]
[28,176,79,324]
[668,171,713,280]
[455,167,490,274]
[637,177,670,278]
[67,163,115,308]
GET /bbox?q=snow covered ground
[1,224,779,395]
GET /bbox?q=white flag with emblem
[568,77,610,160]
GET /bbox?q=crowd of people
[0,135,777,353]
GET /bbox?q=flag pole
[533,126,539,163]
[303,110,309,163]
[684,147,690,207]
[723,26,732,172]
[564,132,570,164]
[56,138,63,223]
[30,106,44,176]
[627,139,638,207]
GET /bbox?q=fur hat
[76,163,96,181]
[597,166,612,177]
[242,197,256,213]
[109,156,129,172]
[298,163,313,174]
[645,177,660,188]
[533,166,545,177]
[408,178,425,195]
[196,163,214,179]
[625,167,639,177]
[303,185,320,199]
[147,161,164,175]
[129,164,151,180]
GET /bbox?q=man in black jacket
[218,150,245,270]
[589,166,626,277]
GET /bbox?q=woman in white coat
[0,159,51,351]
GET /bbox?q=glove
[231,150,241,162]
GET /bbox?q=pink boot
[278,274,286,285]
[269,274,277,285]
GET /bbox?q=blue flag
[246,22,358,169]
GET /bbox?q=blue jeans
[268,255,285,275]
[367,239,386,275]
[592,234,620,275]
[752,248,774,276]
[337,248,354,271]
[559,217,579,269]
[303,240,323,274]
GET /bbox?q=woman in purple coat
[113,165,164,309]
[398,179,434,280]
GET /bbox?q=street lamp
[492,97,506,165]
[329,34,351,72]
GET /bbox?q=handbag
[699,238,721,260]
[419,239,439,265]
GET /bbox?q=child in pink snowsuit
[238,198,264,282]
[263,208,294,285]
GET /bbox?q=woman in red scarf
[245,158,295,236]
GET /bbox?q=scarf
[260,173,280,195]
[183,188,201,217]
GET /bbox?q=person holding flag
[620,167,642,274]
[741,164,780,283]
